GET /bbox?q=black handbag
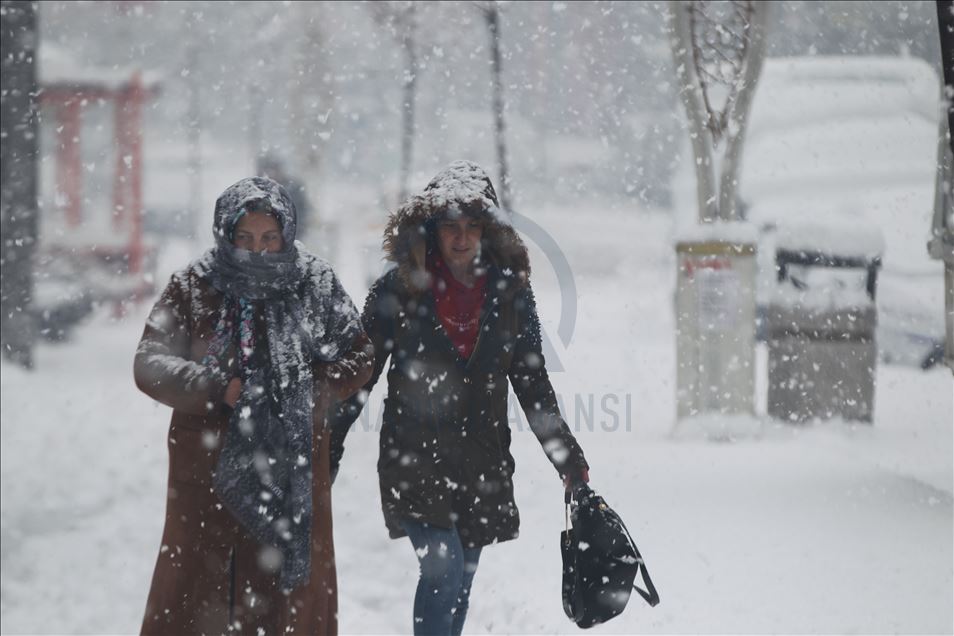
[561,483,659,628]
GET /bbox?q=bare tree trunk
[0,0,39,369]
[485,3,511,211]
[669,0,717,222]
[369,2,420,205]
[399,8,417,204]
[289,2,326,233]
[185,43,202,244]
[248,83,265,171]
[669,0,767,223]
[718,3,768,222]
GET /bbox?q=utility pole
[929,0,954,371]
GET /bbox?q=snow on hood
[420,160,510,225]
[382,161,530,294]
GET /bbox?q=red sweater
[428,253,487,360]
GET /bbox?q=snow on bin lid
[674,220,759,246]
[769,270,876,312]
[775,220,884,260]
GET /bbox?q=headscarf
[193,177,360,590]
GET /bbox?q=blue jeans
[399,520,482,636]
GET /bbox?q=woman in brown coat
[134,176,372,635]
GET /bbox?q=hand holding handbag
[561,483,659,628]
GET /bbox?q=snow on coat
[330,161,588,548]
[133,177,373,634]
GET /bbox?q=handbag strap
[619,517,661,607]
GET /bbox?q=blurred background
[1,2,951,634]
[13,0,947,364]
[31,0,942,212]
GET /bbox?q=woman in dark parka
[134,176,373,635]
[330,161,590,635]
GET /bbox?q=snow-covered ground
[2,202,952,635]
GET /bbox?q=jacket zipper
[464,295,497,371]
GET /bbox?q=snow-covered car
[678,55,945,367]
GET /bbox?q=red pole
[57,99,83,227]
[112,88,129,230]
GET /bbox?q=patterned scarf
[195,177,361,590]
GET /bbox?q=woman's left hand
[223,377,242,408]
[564,468,590,491]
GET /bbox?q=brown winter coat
[134,265,372,635]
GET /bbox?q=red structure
[39,70,157,277]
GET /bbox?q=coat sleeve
[313,331,375,405]
[508,285,589,481]
[310,267,374,405]
[328,271,398,476]
[312,268,363,363]
[133,272,229,416]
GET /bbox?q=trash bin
[766,225,883,423]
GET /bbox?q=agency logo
[511,210,576,372]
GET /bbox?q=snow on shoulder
[296,247,347,305]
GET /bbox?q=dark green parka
[330,161,588,548]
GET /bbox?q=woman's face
[436,215,482,270]
[232,211,283,253]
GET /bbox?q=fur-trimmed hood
[382,160,530,294]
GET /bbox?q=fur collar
[381,161,530,295]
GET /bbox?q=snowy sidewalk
[1,310,949,634]
[1,208,951,634]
